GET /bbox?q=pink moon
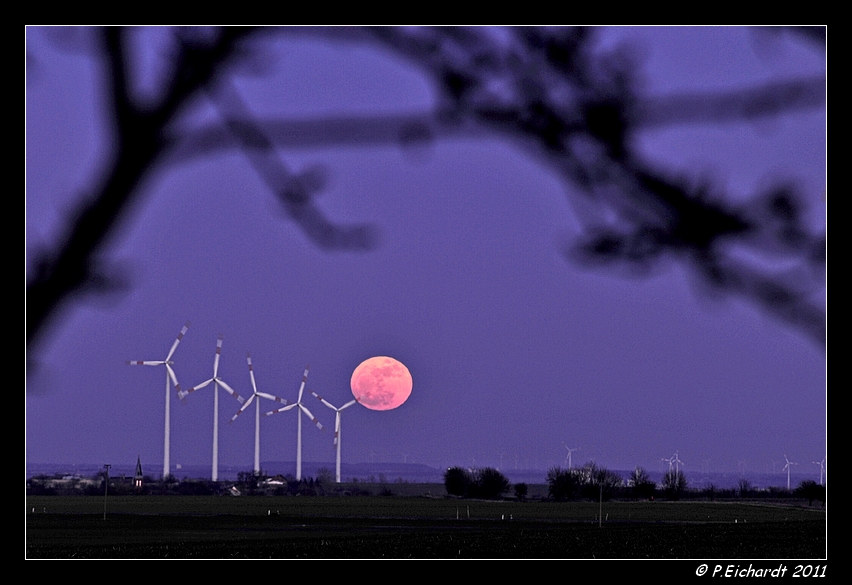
[350,356,413,411]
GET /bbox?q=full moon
[350,356,413,411]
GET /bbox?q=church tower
[134,455,143,489]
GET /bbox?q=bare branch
[27,27,258,356]
[27,26,826,360]
[208,79,378,251]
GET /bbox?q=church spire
[134,455,143,488]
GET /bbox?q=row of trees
[549,464,824,503]
[443,467,513,499]
[548,464,636,502]
[441,463,687,502]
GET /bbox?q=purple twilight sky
[26,27,825,480]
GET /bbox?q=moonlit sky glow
[26,27,825,479]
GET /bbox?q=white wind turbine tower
[562,443,579,469]
[178,335,245,481]
[127,321,190,479]
[663,451,683,473]
[229,353,289,474]
[311,391,358,483]
[782,454,798,490]
[265,366,323,480]
[812,457,826,485]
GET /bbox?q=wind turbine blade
[311,391,336,410]
[266,404,298,416]
[299,404,323,430]
[165,321,190,361]
[339,399,358,411]
[297,366,310,403]
[213,335,223,377]
[127,360,165,366]
[165,364,180,387]
[230,394,256,422]
[218,379,245,404]
[257,392,286,403]
[247,354,259,395]
[182,378,214,399]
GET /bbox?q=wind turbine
[311,391,358,483]
[672,451,684,474]
[127,321,190,479]
[265,366,323,480]
[661,455,674,473]
[812,457,826,485]
[229,353,289,474]
[782,455,798,490]
[178,335,245,481]
[562,443,579,469]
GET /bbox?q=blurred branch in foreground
[26,27,377,361]
[362,26,825,347]
[26,26,826,366]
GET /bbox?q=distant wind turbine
[812,458,826,485]
[229,353,289,474]
[311,391,358,483]
[782,455,798,490]
[672,451,684,474]
[266,366,323,480]
[179,335,245,481]
[562,443,579,469]
[127,321,190,479]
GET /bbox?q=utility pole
[103,464,111,520]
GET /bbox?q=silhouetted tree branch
[210,78,378,251]
[26,26,826,363]
[28,28,255,353]
[360,26,825,346]
[26,27,376,360]
[167,75,825,160]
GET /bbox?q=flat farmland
[26,495,826,559]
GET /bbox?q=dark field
[26,495,826,559]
